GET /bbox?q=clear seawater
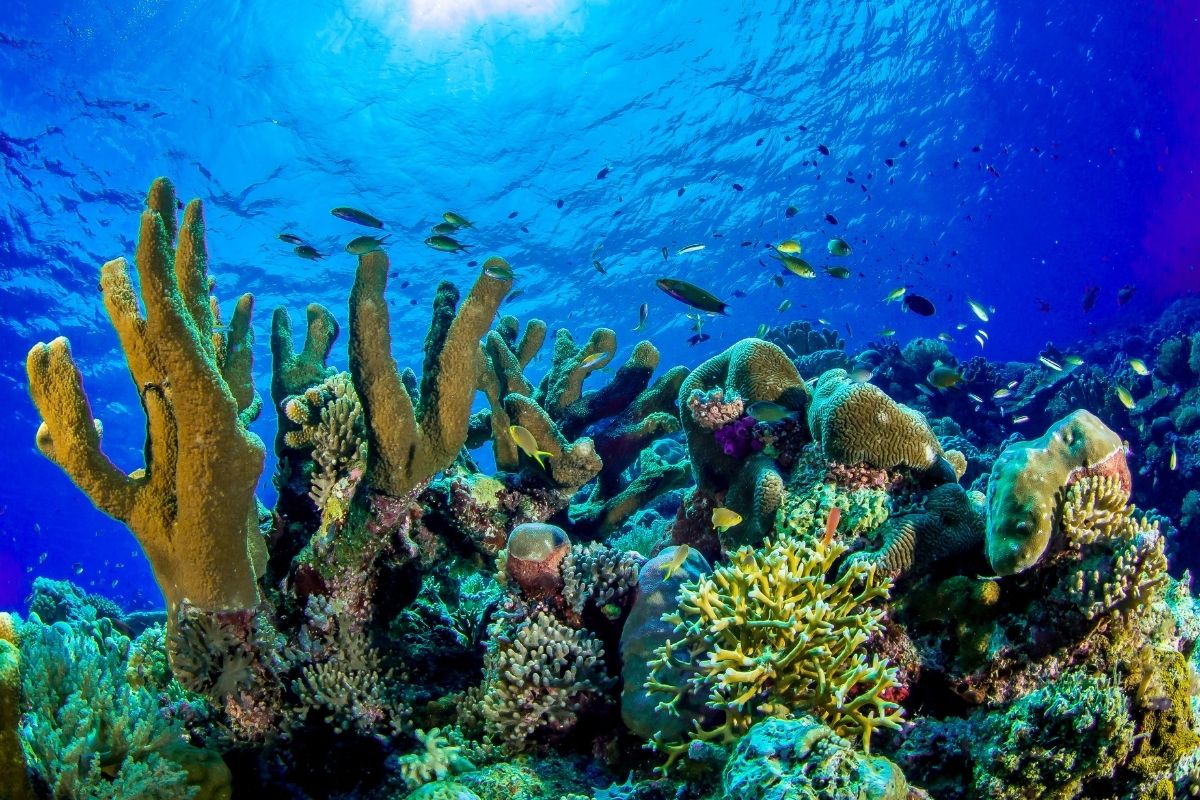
[0,0,1195,611]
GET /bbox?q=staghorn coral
[468,610,612,751]
[644,535,902,767]
[281,371,367,509]
[807,369,946,473]
[350,252,510,499]
[398,727,476,790]
[25,177,265,617]
[986,409,1130,575]
[844,484,987,579]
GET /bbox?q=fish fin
[533,450,554,469]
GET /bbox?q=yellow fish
[967,298,990,322]
[776,253,815,278]
[1115,385,1135,410]
[579,352,609,369]
[993,388,1012,399]
[880,328,896,337]
[774,239,802,254]
[884,287,906,303]
[1170,443,1177,471]
[509,425,554,469]
[712,507,743,533]
[1064,355,1084,366]
[660,545,692,580]
[1129,358,1149,376]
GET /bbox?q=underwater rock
[722,716,911,800]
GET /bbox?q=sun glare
[406,0,566,32]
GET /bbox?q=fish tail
[533,450,554,469]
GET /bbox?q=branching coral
[986,409,1130,575]
[25,177,265,617]
[397,727,476,790]
[281,372,367,509]
[560,542,644,615]
[644,535,903,767]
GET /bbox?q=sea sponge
[807,369,945,472]
[499,523,572,602]
[986,409,1129,575]
[643,535,902,767]
[25,177,264,616]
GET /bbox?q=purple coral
[714,415,764,459]
[687,388,744,431]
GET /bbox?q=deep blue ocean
[0,0,1196,612]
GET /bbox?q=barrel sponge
[807,369,944,470]
[986,409,1129,576]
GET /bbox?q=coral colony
[5,178,1200,799]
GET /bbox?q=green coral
[775,467,890,545]
[807,369,945,471]
[1,614,34,800]
[972,670,1133,800]
[986,409,1128,575]
[644,535,902,767]
[1122,645,1200,783]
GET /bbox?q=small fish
[1129,358,1149,376]
[850,367,873,382]
[817,144,830,155]
[443,211,473,228]
[1012,415,1030,424]
[1115,385,1135,410]
[732,183,744,192]
[294,245,324,260]
[634,303,648,331]
[278,233,306,245]
[824,266,851,279]
[914,383,935,397]
[880,328,896,337]
[967,298,990,322]
[746,401,793,422]
[677,243,706,255]
[778,299,792,313]
[687,312,703,332]
[956,322,969,330]
[579,352,608,369]
[687,333,711,346]
[785,205,799,218]
[775,240,802,254]
[72,562,84,575]
[975,334,986,348]
[827,238,852,256]
[937,332,954,343]
[484,260,515,280]
[903,294,936,316]
[1082,285,1101,313]
[661,246,669,261]
[967,392,984,404]
[1064,355,1084,366]
[712,506,743,533]
[510,425,553,468]
[593,259,607,275]
[660,545,692,580]
[556,199,564,208]
[822,506,842,546]
[993,388,1012,399]
[777,254,815,278]
[346,234,390,254]
[431,221,460,235]
[1118,284,1137,306]
[596,166,611,180]
[884,287,906,303]
[425,235,470,253]
[1039,356,1063,372]
[1169,443,1177,471]
[928,366,963,389]
[656,278,729,315]
[824,212,839,225]
[772,275,786,288]
[505,288,525,304]
[977,329,989,340]
[756,323,772,338]
[332,206,385,228]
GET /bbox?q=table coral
[644,535,902,767]
[25,177,265,617]
[986,409,1130,575]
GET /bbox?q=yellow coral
[1,617,34,800]
[0,613,16,646]
[26,178,263,616]
[645,535,903,767]
[807,368,944,471]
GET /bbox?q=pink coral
[687,388,744,431]
[825,460,901,492]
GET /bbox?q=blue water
[0,0,1195,610]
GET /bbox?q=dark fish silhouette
[903,294,936,316]
[331,207,384,229]
[656,278,729,315]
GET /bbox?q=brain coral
[806,369,945,472]
[986,409,1129,576]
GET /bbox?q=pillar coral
[26,177,265,616]
[348,252,511,498]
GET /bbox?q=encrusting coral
[25,177,265,617]
[643,534,903,767]
[0,613,34,800]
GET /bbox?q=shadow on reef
[6,178,1200,800]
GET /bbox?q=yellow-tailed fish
[579,352,609,369]
[660,545,691,580]
[677,243,706,255]
[1129,358,1149,376]
[775,239,802,254]
[827,237,852,256]
[1115,385,1135,410]
[1170,443,1177,471]
[967,298,990,322]
[1039,356,1062,372]
[778,299,792,312]
[885,287,906,303]
[1064,355,1084,366]
[509,425,554,468]
[712,507,743,533]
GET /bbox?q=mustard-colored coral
[349,253,511,497]
[644,535,903,767]
[986,409,1128,576]
[26,177,264,616]
[807,368,944,471]
[0,614,34,800]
